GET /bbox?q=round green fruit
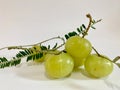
[84,54,113,78]
[65,36,92,67]
[45,52,74,79]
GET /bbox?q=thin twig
[0,36,64,51]
[113,56,120,63]
[82,14,92,38]
[92,46,101,56]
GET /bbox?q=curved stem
[82,14,92,38]
[92,46,110,60]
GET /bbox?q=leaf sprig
[0,36,65,68]
[64,14,102,39]
[0,57,21,68]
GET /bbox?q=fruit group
[0,14,117,80]
[65,36,92,67]
[45,53,74,79]
[84,54,113,78]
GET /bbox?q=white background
[0,0,120,90]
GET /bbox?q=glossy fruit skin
[45,53,74,79]
[84,54,113,78]
[65,36,92,67]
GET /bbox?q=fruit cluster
[30,14,115,79]
[0,14,119,79]
[37,35,113,79]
